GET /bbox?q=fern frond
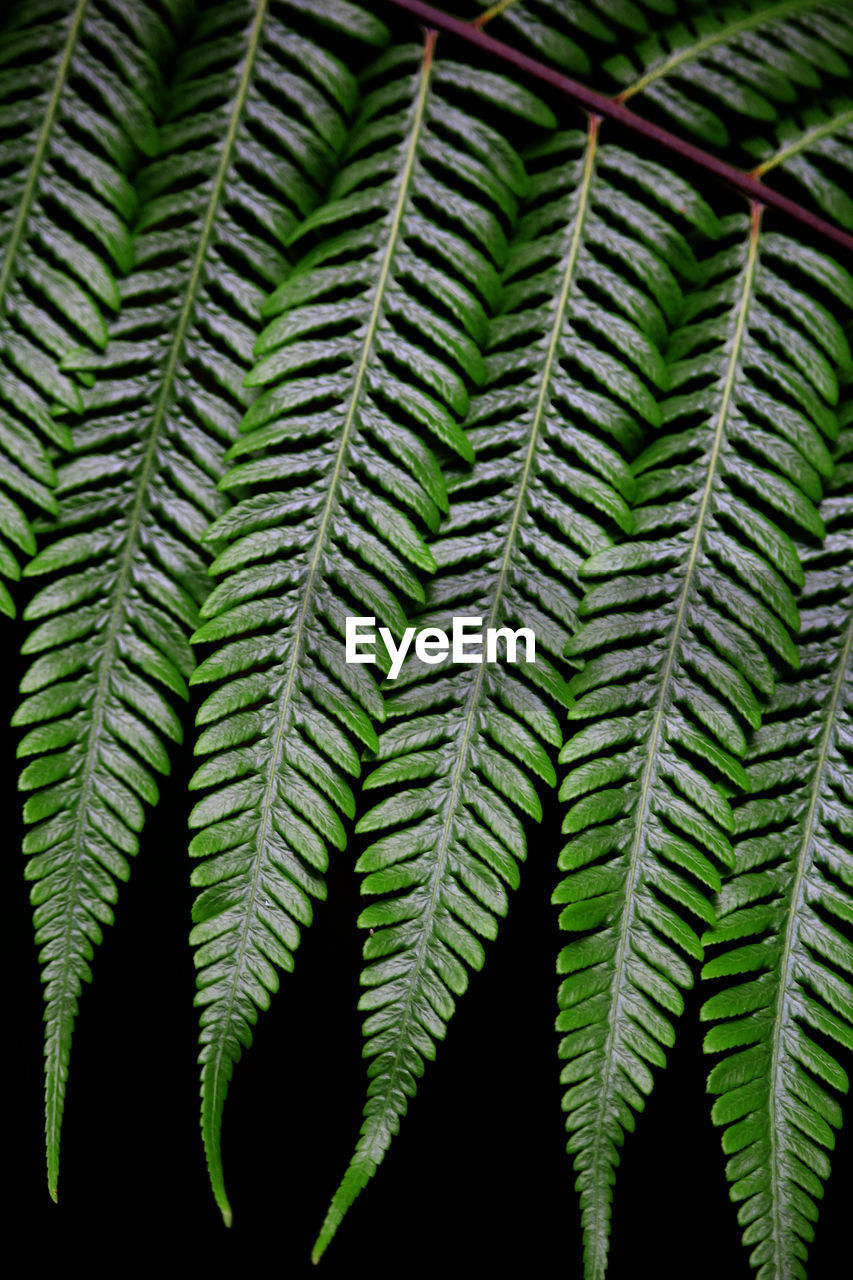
[606,0,853,150]
[0,0,178,615]
[13,0,377,1202]
[187,37,551,1226]
[747,100,853,228]
[700,425,853,1280]
[312,119,719,1260]
[555,209,853,1280]
[469,0,679,73]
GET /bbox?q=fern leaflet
[605,0,853,150]
[470,0,680,73]
[186,36,550,1225]
[701,426,853,1280]
[747,100,853,229]
[0,0,177,615]
[312,117,719,1259]
[13,0,374,1199]
[556,208,851,1279]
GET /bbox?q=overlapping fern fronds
[13,0,381,1201]
[0,0,178,617]
[476,0,853,156]
[469,0,682,73]
[9,0,853,1267]
[746,100,853,228]
[555,211,852,1280]
[186,37,553,1225]
[312,121,719,1260]
[605,0,853,150]
[701,424,853,1280]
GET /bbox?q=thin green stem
[472,0,519,27]
[752,106,853,178]
[617,0,813,103]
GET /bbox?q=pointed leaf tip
[313,1161,373,1261]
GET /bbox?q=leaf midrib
[754,105,853,178]
[0,0,87,322]
[473,0,518,28]
[203,32,438,1164]
[767,599,853,1275]
[44,0,270,1194]
[618,0,815,103]
[583,206,762,1265]
[359,116,602,1167]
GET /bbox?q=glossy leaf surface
[556,209,852,1279]
[14,0,374,1199]
[187,36,548,1225]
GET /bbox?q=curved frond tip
[555,209,852,1278]
[702,425,853,1280]
[14,0,373,1200]
[187,36,547,1226]
[313,121,718,1260]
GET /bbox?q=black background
[4,624,852,1276]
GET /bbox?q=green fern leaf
[701,425,853,1280]
[606,0,853,150]
[555,209,852,1280]
[13,0,376,1201]
[312,119,719,1260]
[0,0,178,616]
[746,100,853,228]
[186,37,550,1226]
[469,0,679,74]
